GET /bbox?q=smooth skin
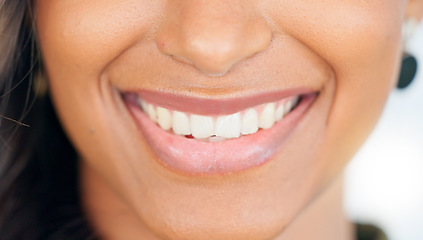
[36,0,423,239]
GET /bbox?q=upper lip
[123,87,316,115]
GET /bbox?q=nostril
[184,42,243,75]
[160,28,272,76]
[186,28,272,76]
[155,1,272,76]
[158,37,247,76]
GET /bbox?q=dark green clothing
[356,224,388,240]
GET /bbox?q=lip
[123,90,318,175]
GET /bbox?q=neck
[81,163,354,240]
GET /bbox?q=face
[36,0,409,239]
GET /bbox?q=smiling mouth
[123,90,318,175]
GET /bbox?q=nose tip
[156,1,272,76]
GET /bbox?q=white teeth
[259,103,276,129]
[156,106,172,130]
[284,100,293,115]
[284,96,299,116]
[275,103,285,121]
[292,96,299,107]
[140,100,148,112]
[138,95,301,141]
[215,113,241,138]
[146,103,157,122]
[172,111,191,135]
[190,114,214,139]
[241,109,259,135]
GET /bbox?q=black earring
[398,18,420,89]
[397,53,418,89]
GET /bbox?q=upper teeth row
[137,96,299,141]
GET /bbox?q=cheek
[35,0,164,154]
[267,0,405,172]
[316,3,404,168]
[268,0,404,84]
[36,0,162,77]
[35,0,166,189]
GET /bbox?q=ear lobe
[407,0,423,21]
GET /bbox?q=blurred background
[344,21,423,240]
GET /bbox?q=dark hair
[0,1,95,239]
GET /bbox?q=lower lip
[125,93,317,175]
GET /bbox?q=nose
[156,0,272,76]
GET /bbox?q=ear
[407,0,423,20]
